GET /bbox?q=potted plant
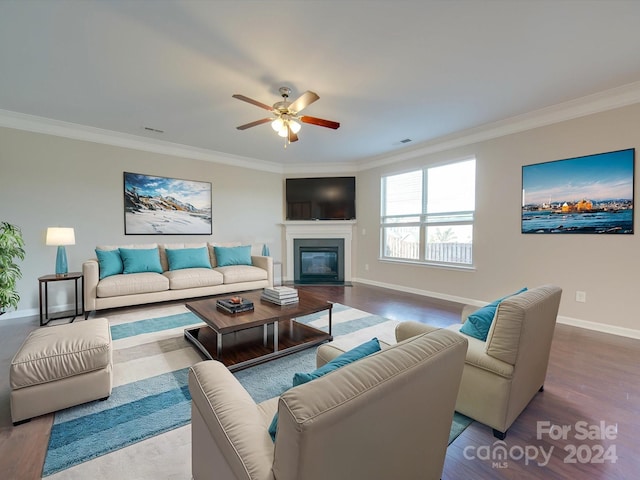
[0,222,26,315]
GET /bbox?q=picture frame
[124,172,212,235]
[522,149,634,234]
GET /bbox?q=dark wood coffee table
[184,290,333,371]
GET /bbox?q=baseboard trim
[555,315,640,340]
[0,303,74,321]
[353,277,640,340]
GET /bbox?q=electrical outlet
[575,291,586,303]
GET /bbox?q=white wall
[355,103,640,335]
[0,127,283,317]
[2,102,640,336]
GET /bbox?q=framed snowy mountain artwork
[124,172,212,235]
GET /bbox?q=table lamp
[46,227,75,277]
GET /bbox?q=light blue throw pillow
[166,247,211,270]
[268,338,381,441]
[119,248,163,274]
[95,249,123,279]
[214,245,252,267]
[460,287,528,341]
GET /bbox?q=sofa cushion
[95,249,124,279]
[215,265,267,284]
[163,268,224,290]
[214,245,252,267]
[96,272,169,298]
[119,247,163,274]
[459,287,527,341]
[166,247,212,270]
[159,243,208,272]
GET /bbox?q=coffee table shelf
[184,290,333,371]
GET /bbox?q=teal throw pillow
[119,248,163,274]
[214,245,252,267]
[268,338,381,441]
[95,249,123,279]
[166,247,211,270]
[292,337,382,386]
[460,287,528,341]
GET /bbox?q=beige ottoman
[10,318,113,425]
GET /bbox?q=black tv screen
[286,177,356,220]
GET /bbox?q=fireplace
[294,238,345,284]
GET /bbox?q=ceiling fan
[232,87,340,144]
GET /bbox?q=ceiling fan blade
[232,94,274,112]
[288,91,319,114]
[300,115,340,130]
[288,127,299,143]
[236,118,272,130]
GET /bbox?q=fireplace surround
[283,221,354,284]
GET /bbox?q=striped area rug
[42,302,401,478]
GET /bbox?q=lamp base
[55,246,68,276]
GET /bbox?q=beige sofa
[83,243,272,317]
[188,327,468,480]
[396,285,562,439]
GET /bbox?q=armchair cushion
[270,337,381,440]
[293,337,381,387]
[460,287,527,341]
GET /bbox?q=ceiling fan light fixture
[271,117,284,132]
[289,119,301,134]
[277,125,289,137]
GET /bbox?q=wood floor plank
[1,283,638,479]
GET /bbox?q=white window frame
[380,158,476,267]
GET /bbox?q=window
[381,158,475,266]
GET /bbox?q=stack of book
[261,286,299,305]
[216,297,254,313]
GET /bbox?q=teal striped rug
[42,303,470,477]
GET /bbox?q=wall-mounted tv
[522,148,634,234]
[286,176,356,220]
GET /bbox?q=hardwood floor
[0,283,638,479]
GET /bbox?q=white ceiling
[2,0,640,172]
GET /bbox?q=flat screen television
[286,176,356,220]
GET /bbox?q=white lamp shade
[289,119,301,134]
[271,118,284,132]
[46,227,75,246]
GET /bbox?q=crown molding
[358,80,640,171]
[2,80,640,174]
[0,109,284,174]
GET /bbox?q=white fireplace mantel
[282,221,356,282]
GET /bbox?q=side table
[38,272,84,326]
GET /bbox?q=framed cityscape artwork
[124,172,212,235]
[522,149,634,234]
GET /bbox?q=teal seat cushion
[95,249,123,279]
[119,248,163,274]
[214,245,252,267]
[268,338,381,441]
[460,287,527,341]
[166,247,211,270]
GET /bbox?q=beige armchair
[188,328,468,480]
[397,284,562,439]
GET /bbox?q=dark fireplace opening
[294,238,345,285]
[300,248,339,281]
